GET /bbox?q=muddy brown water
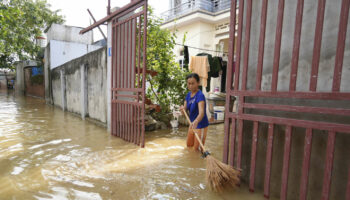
[0,91,273,200]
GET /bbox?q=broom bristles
[205,155,241,192]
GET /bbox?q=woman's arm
[180,101,187,113]
[192,101,205,129]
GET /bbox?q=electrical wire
[175,43,228,54]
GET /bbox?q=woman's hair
[186,73,200,82]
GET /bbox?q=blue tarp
[31,67,43,76]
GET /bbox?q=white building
[45,24,103,70]
[161,0,231,67]
[44,24,105,103]
[161,0,232,121]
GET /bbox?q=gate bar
[290,0,304,91]
[249,121,259,192]
[271,0,285,92]
[228,113,350,133]
[223,113,231,164]
[299,128,313,200]
[111,26,115,135]
[310,0,326,91]
[256,0,268,91]
[229,118,237,166]
[229,90,350,100]
[117,24,122,138]
[80,0,145,34]
[243,103,350,116]
[128,104,131,142]
[223,0,237,164]
[280,125,292,200]
[321,131,336,200]
[347,168,350,200]
[241,0,252,90]
[263,123,274,198]
[332,0,350,92]
[137,15,141,145]
[132,18,136,144]
[117,104,120,137]
[141,2,148,147]
[138,16,142,89]
[233,0,244,92]
[127,21,130,142]
[237,119,244,168]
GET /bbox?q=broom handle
[181,108,242,172]
[181,109,207,152]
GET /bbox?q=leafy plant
[146,7,189,120]
[0,0,64,69]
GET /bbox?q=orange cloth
[189,56,210,87]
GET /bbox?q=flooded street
[0,91,269,200]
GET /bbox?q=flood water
[0,91,271,200]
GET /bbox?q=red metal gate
[224,0,350,199]
[111,0,148,147]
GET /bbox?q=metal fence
[224,0,350,199]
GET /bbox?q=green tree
[0,0,64,69]
[146,7,189,120]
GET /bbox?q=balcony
[161,0,231,22]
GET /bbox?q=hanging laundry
[221,61,227,92]
[196,53,213,92]
[184,46,189,70]
[189,56,210,87]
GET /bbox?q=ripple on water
[11,166,24,175]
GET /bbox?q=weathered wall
[236,1,350,200]
[87,54,107,123]
[51,70,62,108]
[15,60,37,95]
[51,47,107,124]
[15,62,25,94]
[0,74,7,90]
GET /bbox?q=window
[178,59,184,69]
[188,0,195,8]
[211,0,220,8]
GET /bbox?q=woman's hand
[191,120,198,129]
[180,105,185,114]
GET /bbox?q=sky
[46,0,169,41]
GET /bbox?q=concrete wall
[51,47,107,124]
[46,24,93,45]
[0,74,6,90]
[15,60,38,95]
[15,62,25,94]
[236,1,350,200]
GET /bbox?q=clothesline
[175,43,229,54]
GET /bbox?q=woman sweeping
[181,73,209,152]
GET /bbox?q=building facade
[161,0,232,67]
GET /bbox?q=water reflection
[0,92,273,199]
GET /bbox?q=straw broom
[181,109,241,192]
